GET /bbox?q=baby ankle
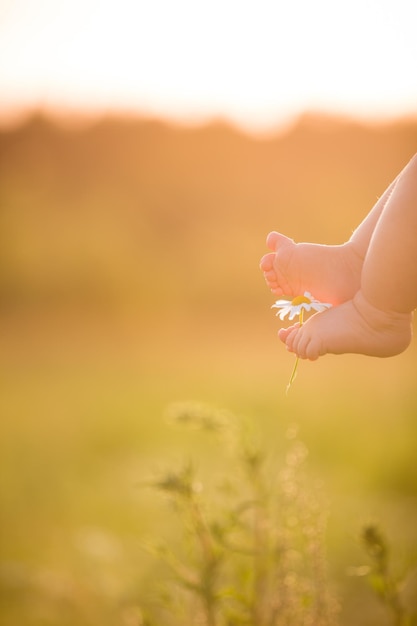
[353,291,413,330]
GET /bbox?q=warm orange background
[1,112,417,625]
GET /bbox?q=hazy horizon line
[1,103,417,137]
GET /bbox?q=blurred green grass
[1,111,417,625]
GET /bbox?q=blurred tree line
[1,112,416,319]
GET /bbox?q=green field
[1,112,417,625]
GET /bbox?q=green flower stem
[286,308,304,394]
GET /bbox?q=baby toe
[302,336,322,361]
[266,231,280,250]
[266,231,294,252]
[278,324,298,343]
[263,268,277,282]
[290,329,314,360]
[259,252,274,271]
[278,327,290,344]
[282,326,299,352]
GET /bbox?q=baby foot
[260,232,363,305]
[278,291,413,360]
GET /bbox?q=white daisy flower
[272,291,332,321]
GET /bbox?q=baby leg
[260,176,399,305]
[279,154,417,360]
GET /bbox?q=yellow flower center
[291,295,312,305]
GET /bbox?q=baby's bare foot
[279,291,413,360]
[260,232,363,305]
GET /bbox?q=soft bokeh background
[2,111,417,626]
[1,1,417,624]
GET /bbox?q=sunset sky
[0,0,416,131]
